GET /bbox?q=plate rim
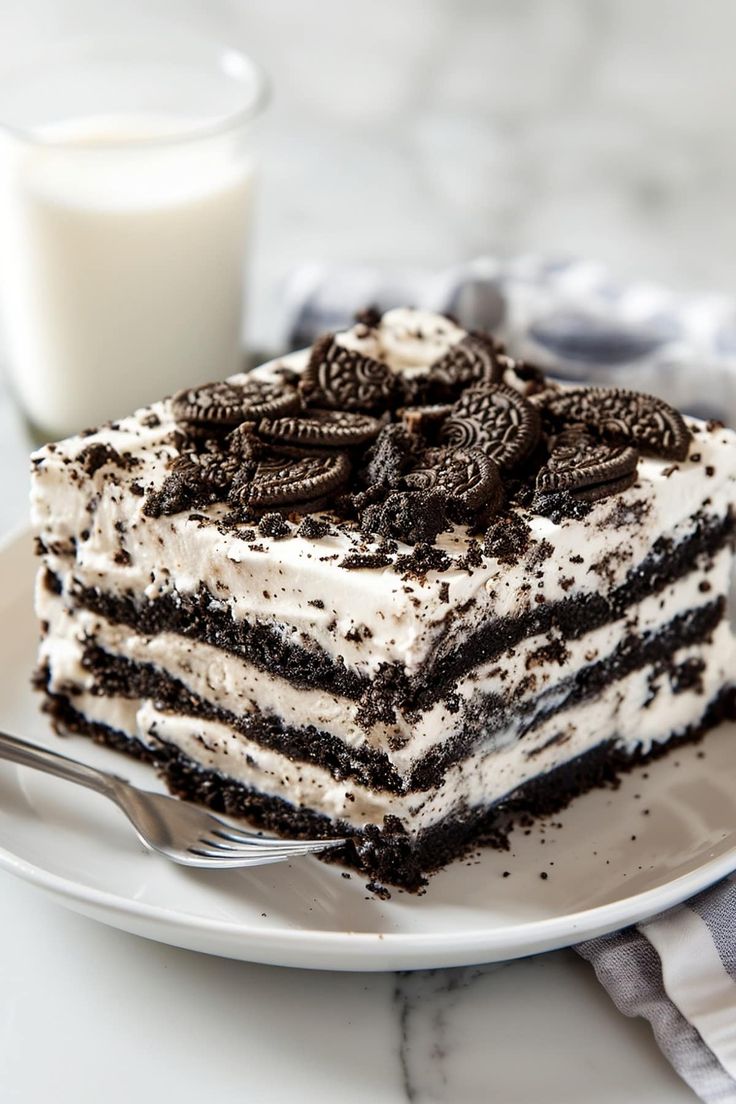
[3,525,736,967]
[0,822,735,956]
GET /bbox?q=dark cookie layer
[408,598,725,788]
[418,508,734,708]
[73,579,369,701]
[69,507,734,717]
[54,595,726,798]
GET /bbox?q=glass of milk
[0,33,268,439]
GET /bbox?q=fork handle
[0,730,118,797]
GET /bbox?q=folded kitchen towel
[577,877,736,1104]
[281,255,736,1104]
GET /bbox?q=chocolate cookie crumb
[360,490,450,545]
[366,881,391,900]
[395,542,451,578]
[297,516,334,540]
[340,551,393,570]
[258,513,291,539]
[78,443,134,476]
[484,513,531,564]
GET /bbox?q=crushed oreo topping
[77,443,135,476]
[300,334,397,413]
[441,383,542,470]
[144,470,217,518]
[361,423,423,490]
[360,490,451,545]
[531,490,595,523]
[173,379,300,427]
[152,308,703,549]
[258,512,291,539]
[536,428,639,502]
[394,542,452,578]
[403,446,503,521]
[484,512,532,564]
[542,386,691,461]
[297,515,334,540]
[354,306,382,329]
[340,550,393,570]
[258,408,381,447]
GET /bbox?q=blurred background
[3,0,734,352]
[1,0,734,526]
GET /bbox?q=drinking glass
[0,32,268,439]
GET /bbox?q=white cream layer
[333,307,466,378]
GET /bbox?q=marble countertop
[0,876,697,1104]
[0,388,698,1102]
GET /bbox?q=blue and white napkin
[281,256,736,1104]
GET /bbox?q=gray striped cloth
[578,877,736,1102]
[282,256,736,1103]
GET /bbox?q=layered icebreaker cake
[32,308,736,889]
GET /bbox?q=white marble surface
[0,874,698,1104]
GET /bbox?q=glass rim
[0,31,270,150]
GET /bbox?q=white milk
[0,114,254,438]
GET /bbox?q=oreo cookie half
[542,386,691,461]
[300,334,397,413]
[230,448,351,508]
[536,428,639,502]
[258,409,382,448]
[172,379,300,428]
[441,383,542,470]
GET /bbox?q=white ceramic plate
[1,529,735,971]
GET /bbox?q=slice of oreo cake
[31,307,736,889]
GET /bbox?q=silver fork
[0,730,347,868]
